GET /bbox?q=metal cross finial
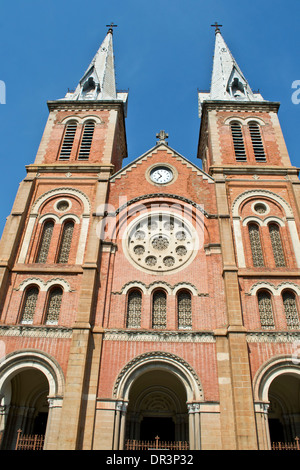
[211,22,223,33]
[156,130,169,145]
[106,22,118,34]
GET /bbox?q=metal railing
[125,436,189,451]
[271,437,300,450]
[15,429,45,450]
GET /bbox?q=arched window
[57,220,75,263]
[59,121,77,160]
[36,220,54,263]
[45,287,63,325]
[177,290,192,329]
[20,286,39,324]
[230,122,246,161]
[269,223,285,267]
[257,290,274,329]
[152,290,167,329]
[248,122,266,161]
[78,121,95,160]
[248,223,264,267]
[282,291,300,329]
[126,290,142,328]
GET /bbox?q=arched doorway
[268,373,300,443]
[113,351,204,450]
[253,356,300,449]
[0,349,65,450]
[1,368,49,449]
[126,369,188,442]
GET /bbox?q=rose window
[124,213,198,273]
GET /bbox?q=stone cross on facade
[156,130,169,145]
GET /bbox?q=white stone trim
[16,277,72,292]
[242,216,264,226]
[253,355,300,402]
[0,349,65,399]
[18,188,91,264]
[113,351,204,402]
[59,115,102,125]
[248,281,300,296]
[232,190,293,218]
[232,190,300,268]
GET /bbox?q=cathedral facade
[0,25,300,451]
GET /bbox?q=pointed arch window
[152,290,167,329]
[126,289,142,328]
[20,286,39,324]
[257,290,274,329]
[230,122,246,161]
[282,291,300,329]
[269,223,285,267]
[248,223,264,267]
[45,287,63,325]
[59,121,77,160]
[36,220,54,263]
[177,290,192,329]
[248,122,266,161]
[57,220,75,263]
[78,121,95,160]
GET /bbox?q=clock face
[150,166,173,184]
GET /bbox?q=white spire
[198,27,264,116]
[62,26,127,107]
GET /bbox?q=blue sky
[0,0,299,235]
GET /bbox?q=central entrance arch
[113,351,204,449]
[126,369,188,442]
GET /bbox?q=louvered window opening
[258,291,275,329]
[231,122,246,161]
[21,287,39,324]
[126,290,142,328]
[269,224,285,267]
[152,291,167,329]
[36,220,54,263]
[78,122,95,160]
[59,122,77,160]
[57,221,74,263]
[45,287,63,325]
[248,223,264,267]
[283,292,300,329]
[249,122,266,161]
[178,291,192,329]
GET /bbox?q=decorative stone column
[187,403,201,450]
[113,401,128,450]
[254,402,270,450]
[44,396,63,450]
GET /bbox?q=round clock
[150,166,173,184]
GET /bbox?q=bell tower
[196,25,300,450]
[0,26,128,450]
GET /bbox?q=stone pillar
[254,402,271,450]
[113,401,128,450]
[187,403,201,450]
[44,396,63,450]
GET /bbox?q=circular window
[56,199,70,212]
[254,203,267,214]
[123,212,199,273]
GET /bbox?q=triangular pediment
[109,143,214,184]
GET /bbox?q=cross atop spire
[106,22,117,34]
[211,22,222,33]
